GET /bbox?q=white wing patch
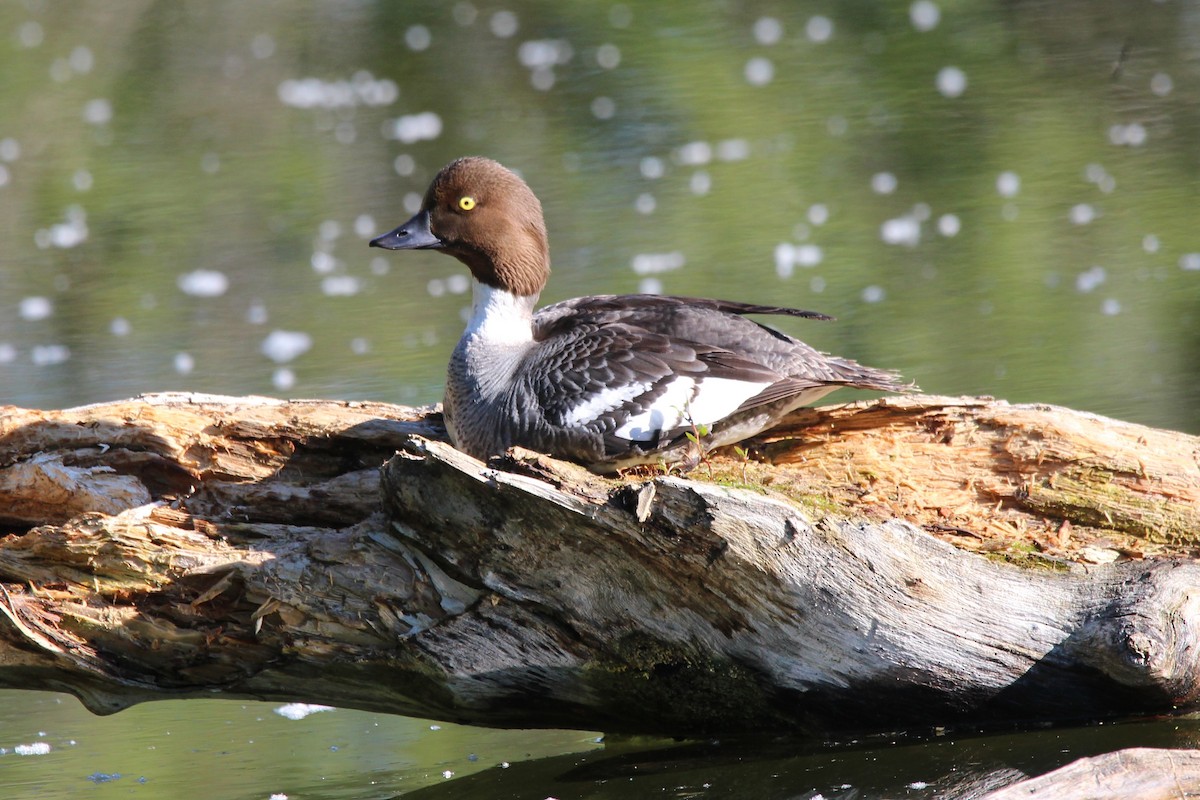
[613,376,773,441]
[561,382,651,426]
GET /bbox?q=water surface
[1,1,1198,797]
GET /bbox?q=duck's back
[533,294,904,390]
[514,294,908,469]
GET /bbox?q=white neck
[462,282,538,347]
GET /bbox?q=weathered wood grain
[980,747,1200,799]
[0,392,1197,738]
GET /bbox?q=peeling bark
[0,392,1197,738]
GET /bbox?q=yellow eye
[458,196,476,211]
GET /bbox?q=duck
[370,156,911,472]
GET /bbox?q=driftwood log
[0,392,1198,741]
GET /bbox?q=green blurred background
[1,1,1198,798]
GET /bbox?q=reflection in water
[0,691,601,800]
[406,720,1200,800]
[1,2,1198,798]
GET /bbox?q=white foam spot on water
[1142,234,1160,254]
[1108,123,1147,147]
[744,56,774,86]
[639,157,664,179]
[350,337,370,355]
[1101,298,1121,316]
[178,269,229,297]
[73,169,93,191]
[383,111,442,144]
[310,251,337,274]
[638,277,663,294]
[273,703,334,720]
[519,39,572,68]
[261,330,312,363]
[354,214,375,238]
[806,15,833,42]
[0,164,8,187]
[1180,253,1200,271]
[591,96,615,119]
[596,43,621,69]
[83,98,112,125]
[754,17,783,45]
[996,171,1020,197]
[31,345,70,366]
[247,302,268,324]
[910,0,940,31]
[427,278,445,297]
[1150,72,1173,96]
[0,343,15,363]
[19,296,53,321]
[862,285,886,303]
[453,3,478,26]
[279,73,397,109]
[795,243,823,267]
[936,66,967,98]
[251,33,275,59]
[1075,265,1106,293]
[808,204,829,226]
[321,276,361,296]
[70,46,94,74]
[689,171,711,195]
[318,220,341,242]
[174,352,194,374]
[272,367,295,391]
[393,154,415,176]
[881,215,921,247]
[676,141,712,166]
[531,64,555,89]
[1084,163,1115,193]
[405,25,431,51]
[1069,203,1096,225]
[635,193,656,214]
[0,138,20,162]
[281,79,346,108]
[110,317,131,336]
[716,139,750,161]
[14,742,51,756]
[18,21,44,48]
[36,205,89,249]
[631,251,685,275]
[446,273,470,294]
[871,172,897,194]
[938,213,961,237]
[775,244,795,278]
[490,10,519,38]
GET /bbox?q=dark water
[1,1,1198,797]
